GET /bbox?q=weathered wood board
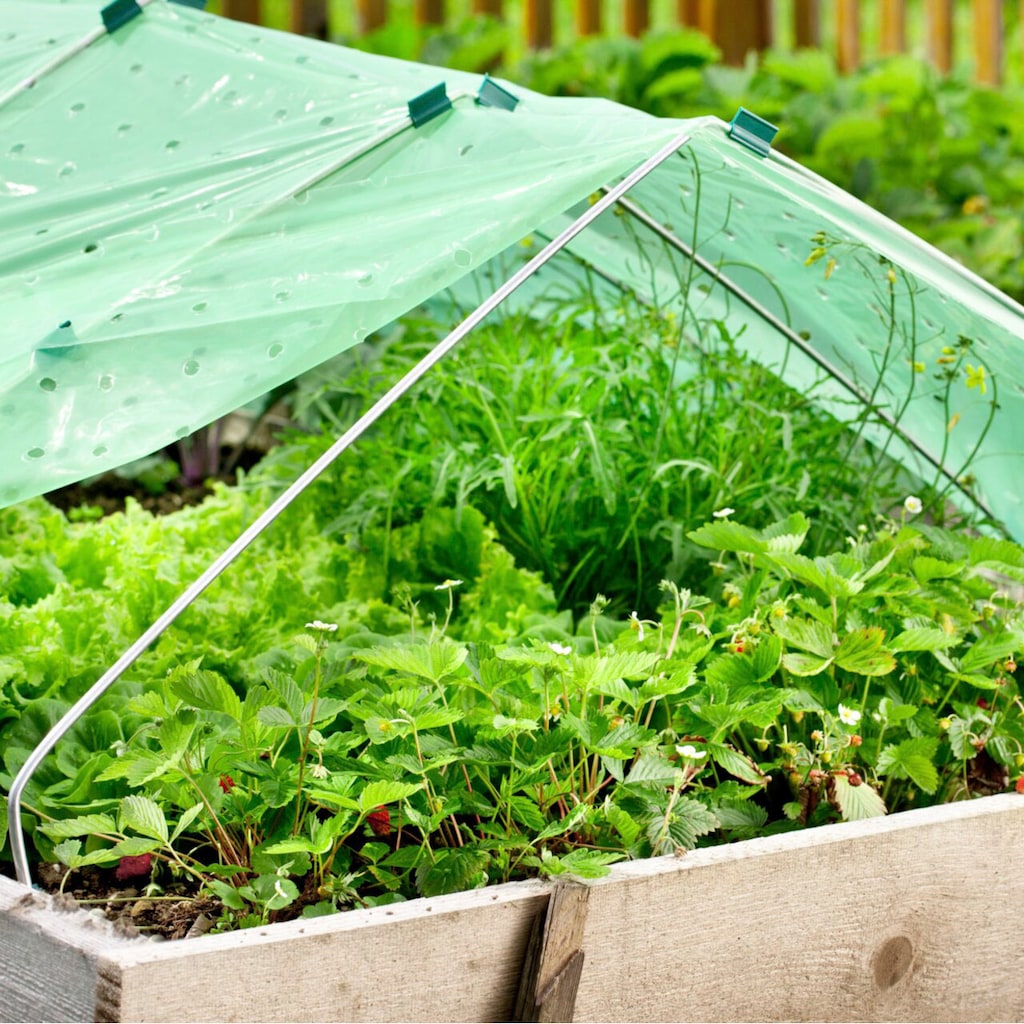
[573,793,1024,1022]
[2,794,1022,1023]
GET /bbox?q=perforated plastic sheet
[1,0,681,506]
[3,0,1023,539]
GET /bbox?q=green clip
[36,320,78,360]
[101,0,143,32]
[408,83,451,128]
[170,0,207,7]
[476,75,518,111]
[728,107,778,157]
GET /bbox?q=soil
[34,861,221,941]
[42,447,267,519]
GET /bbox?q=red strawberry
[115,853,152,883]
[366,806,391,837]
[218,774,235,793]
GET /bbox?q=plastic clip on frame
[5,129,695,888]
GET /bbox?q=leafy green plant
[12,504,1022,929]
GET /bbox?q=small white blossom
[713,507,736,519]
[629,611,645,642]
[904,496,923,516]
[434,579,463,591]
[838,703,862,726]
[548,642,572,656]
[305,620,338,633]
[676,744,707,761]
[310,762,329,780]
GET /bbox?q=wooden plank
[676,0,702,28]
[288,0,328,38]
[0,878,137,1024]
[835,0,860,71]
[524,0,553,48]
[513,881,589,1022]
[219,0,260,24]
[926,0,954,73]
[793,0,821,48]
[575,0,601,35]
[111,880,551,1023]
[624,0,650,37]
[356,0,388,32]
[879,0,906,54]
[706,0,772,65]
[972,0,1002,86]
[417,0,444,24]
[572,794,1024,1021]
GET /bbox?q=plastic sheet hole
[70,101,85,113]
[295,54,309,64]
[460,144,473,156]
[122,396,139,407]
[453,248,472,267]
[165,139,181,150]
[723,229,736,241]
[816,288,829,301]
[222,90,238,104]
[35,227,48,235]
[110,312,123,322]
[319,115,334,127]
[26,447,44,460]
[58,163,76,178]
[99,374,115,391]
[151,187,169,199]
[130,63,143,73]
[781,210,796,221]
[92,445,108,457]
[183,359,200,376]
[732,196,745,208]
[267,343,284,358]
[192,301,208,313]
[39,377,57,392]
[358,272,373,286]
[9,142,25,154]
[274,109,287,121]
[775,241,789,254]
[174,425,190,439]
[274,291,290,302]
[175,74,190,86]
[117,123,132,135]
[83,242,99,254]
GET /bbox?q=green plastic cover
[3,0,1022,539]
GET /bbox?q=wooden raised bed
[3,793,1023,1023]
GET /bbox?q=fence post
[879,0,906,54]
[706,0,771,65]
[624,0,650,36]
[524,0,553,47]
[793,0,821,47]
[288,0,327,37]
[926,0,954,73]
[576,0,601,35]
[220,0,260,24]
[417,0,443,24]
[972,0,1002,85]
[835,0,859,71]
[473,0,502,11]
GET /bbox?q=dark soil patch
[43,447,267,519]
[34,861,221,941]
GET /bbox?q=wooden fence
[219,0,1016,86]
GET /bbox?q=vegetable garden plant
[2,282,1022,937]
